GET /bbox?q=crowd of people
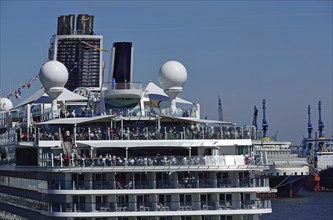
[31,124,255,142]
[53,153,209,168]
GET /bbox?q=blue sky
[0,1,332,145]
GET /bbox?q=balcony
[47,199,272,214]
[45,177,269,191]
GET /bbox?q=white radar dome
[0,97,13,111]
[158,60,187,90]
[39,60,68,89]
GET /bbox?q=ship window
[73,196,86,211]
[220,216,232,220]
[96,196,108,210]
[180,194,192,206]
[15,147,38,166]
[219,193,232,206]
[295,172,297,175]
[159,194,172,206]
[217,172,229,179]
[72,173,85,189]
[200,194,211,205]
[137,195,150,210]
[283,172,286,176]
[241,215,253,220]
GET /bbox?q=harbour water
[261,189,333,220]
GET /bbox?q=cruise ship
[0,14,272,220]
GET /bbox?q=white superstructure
[0,16,272,219]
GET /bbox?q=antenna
[218,96,223,121]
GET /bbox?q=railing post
[51,153,54,167]
[60,153,63,167]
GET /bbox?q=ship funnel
[57,14,75,35]
[109,42,133,85]
[76,14,94,35]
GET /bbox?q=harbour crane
[303,105,314,157]
[218,96,223,121]
[252,105,258,129]
[262,99,269,139]
[318,100,324,138]
[307,105,313,139]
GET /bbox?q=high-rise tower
[48,14,103,91]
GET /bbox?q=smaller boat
[301,103,333,191]
[253,139,309,197]
[302,139,333,191]
[252,100,309,197]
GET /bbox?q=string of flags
[6,75,39,101]
[5,42,110,101]
[82,41,112,53]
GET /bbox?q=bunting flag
[14,93,21,101]
[6,74,39,101]
[82,41,112,53]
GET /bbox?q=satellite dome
[0,97,13,111]
[158,60,187,90]
[39,60,68,89]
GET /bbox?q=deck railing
[47,199,271,213]
[45,154,254,167]
[45,177,269,191]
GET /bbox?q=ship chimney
[110,42,133,84]
[57,14,75,35]
[76,14,94,35]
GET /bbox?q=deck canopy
[14,88,87,108]
[160,115,236,126]
[37,115,116,125]
[37,114,236,126]
[143,81,193,105]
